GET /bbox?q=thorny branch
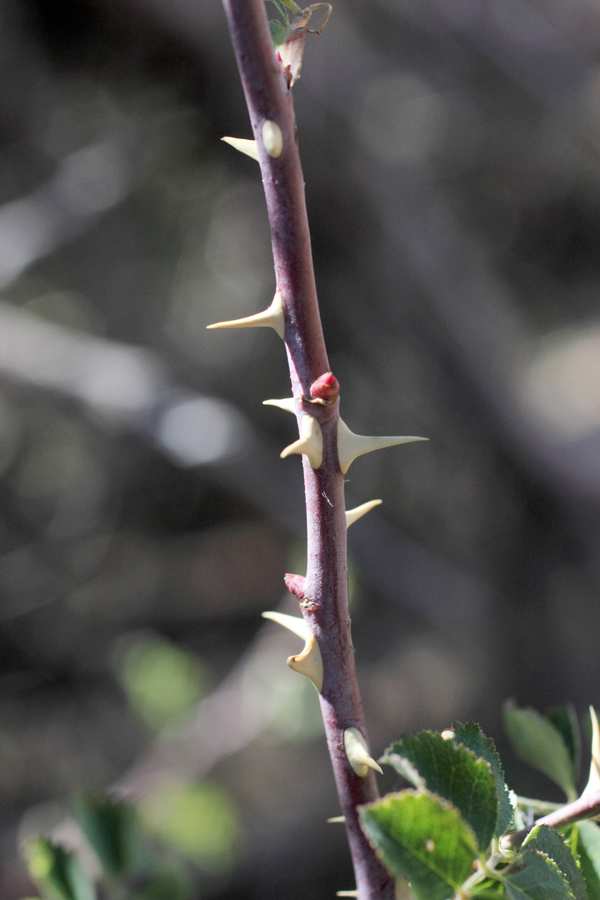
[216,0,397,896]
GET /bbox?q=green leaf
[134,869,192,900]
[76,795,140,878]
[504,702,576,799]
[280,0,302,12]
[453,721,514,836]
[503,849,576,900]
[381,731,498,850]
[547,706,581,781]
[268,0,289,20]
[523,825,586,900]
[269,19,288,45]
[577,821,600,900]
[359,790,478,900]
[24,839,95,900]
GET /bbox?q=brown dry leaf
[276,4,332,88]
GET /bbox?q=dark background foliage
[1,0,600,897]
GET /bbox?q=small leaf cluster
[267,0,302,46]
[22,795,191,900]
[359,706,600,900]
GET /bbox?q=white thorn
[207,291,285,339]
[262,611,310,641]
[263,397,296,414]
[337,418,427,474]
[221,136,259,161]
[287,633,324,692]
[583,706,600,796]
[262,612,323,693]
[262,120,283,158]
[327,816,346,823]
[344,727,383,777]
[345,499,382,528]
[281,414,323,469]
[336,892,358,897]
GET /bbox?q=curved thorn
[221,136,259,161]
[343,727,383,777]
[337,417,427,474]
[327,816,346,823]
[345,499,382,528]
[207,291,285,339]
[287,633,323,692]
[281,414,323,469]
[263,397,296,414]
[262,611,309,641]
[584,706,600,796]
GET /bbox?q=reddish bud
[309,372,339,404]
[284,573,306,600]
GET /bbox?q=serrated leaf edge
[359,789,479,889]
[381,731,499,849]
[503,848,577,900]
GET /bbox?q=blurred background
[1,0,600,896]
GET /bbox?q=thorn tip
[207,291,285,339]
[337,417,427,474]
[263,397,296,414]
[345,499,382,528]
[262,611,309,641]
[344,727,383,777]
[221,136,259,161]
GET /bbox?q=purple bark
[506,788,600,849]
[219,1,394,897]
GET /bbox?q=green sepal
[280,0,302,12]
[522,825,586,900]
[504,702,576,799]
[359,790,478,900]
[547,706,581,782]
[453,721,514,836]
[503,849,576,900]
[577,820,600,900]
[75,794,141,879]
[269,19,289,45]
[24,838,95,900]
[381,730,498,850]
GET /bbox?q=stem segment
[504,788,600,849]
[219,2,394,897]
